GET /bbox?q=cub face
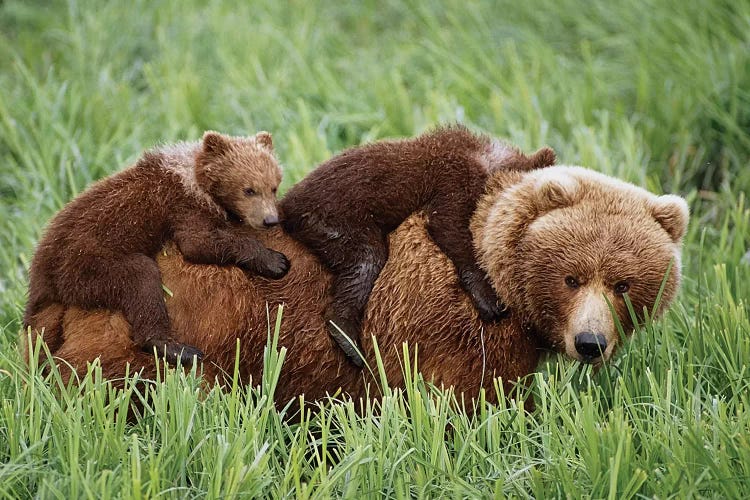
[479,166,689,363]
[196,131,282,230]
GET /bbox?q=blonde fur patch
[474,139,517,171]
[154,141,225,217]
[564,286,616,361]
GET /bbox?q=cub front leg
[173,221,290,279]
[232,234,290,279]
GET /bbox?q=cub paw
[473,293,510,323]
[145,340,204,366]
[257,251,291,279]
[460,269,510,322]
[324,310,365,368]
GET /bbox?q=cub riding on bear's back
[24,131,289,365]
[280,125,556,366]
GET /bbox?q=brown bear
[23,131,289,366]
[280,125,556,366]
[22,159,689,407]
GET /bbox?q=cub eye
[565,276,580,289]
[244,188,257,196]
[614,281,630,295]
[272,188,278,195]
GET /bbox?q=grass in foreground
[1,0,749,497]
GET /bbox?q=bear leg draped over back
[280,126,556,364]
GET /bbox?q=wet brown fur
[279,126,555,364]
[23,131,288,364]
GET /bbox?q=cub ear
[529,146,556,170]
[202,131,230,156]
[651,194,689,242]
[255,131,273,152]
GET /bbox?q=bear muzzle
[574,332,608,363]
[263,214,280,227]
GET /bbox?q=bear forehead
[528,165,654,198]
[528,206,674,247]
[220,145,281,183]
[524,209,679,274]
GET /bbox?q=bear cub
[24,131,289,365]
[280,125,555,367]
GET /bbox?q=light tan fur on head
[473,165,689,362]
[195,131,282,229]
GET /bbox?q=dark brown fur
[23,131,288,364]
[280,126,555,365]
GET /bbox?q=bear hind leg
[325,238,388,368]
[63,253,203,365]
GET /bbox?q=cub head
[476,166,689,363]
[195,131,282,229]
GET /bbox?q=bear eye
[614,281,630,295]
[272,188,277,195]
[244,188,257,196]
[565,276,580,289]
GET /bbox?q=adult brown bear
[23,159,688,406]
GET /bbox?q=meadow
[1,0,749,497]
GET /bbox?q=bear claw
[326,318,365,368]
[476,299,510,323]
[145,341,204,366]
[459,269,509,322]
[258,251,291,279]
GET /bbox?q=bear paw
[459,269,510,322]
[145,340,204,366]
[474,295,510,323]
[325,313,365,368]
[256,250,291,280]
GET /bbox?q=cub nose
[574,332,607,362]
[263,215,279,227]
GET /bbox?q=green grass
[1,0,749,497]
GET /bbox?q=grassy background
[1,0,749,497]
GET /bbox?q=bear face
[476,166,689,363]
[195,131,281,230]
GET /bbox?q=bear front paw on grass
[23,131,289,366]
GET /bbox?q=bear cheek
[517,265,569,348]
[239,197,267,229]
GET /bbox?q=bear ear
[651,194,689,242]
[255,131,273,152]
[529,147,556,170]
[532,171,580,214]
[202,131,230,157]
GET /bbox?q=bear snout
[263,215,280,227]
[574,332,607,362]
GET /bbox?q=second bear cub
[24,131,289,365]
[280,125,555,367]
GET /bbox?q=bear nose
[574,332,607,362]
[263,215,279,227]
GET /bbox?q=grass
[1,0,749,497]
